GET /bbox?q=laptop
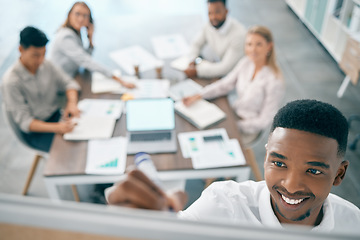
[126,98,177,154]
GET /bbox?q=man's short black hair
[270,99,348,158]
[20,26,49,49]
[207,0,226,6]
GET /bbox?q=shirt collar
[14,59,43,81]
[259,187,334,231]
[312,198,334,231]
[259,186,282,227]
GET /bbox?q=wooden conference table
[43,71,261,201]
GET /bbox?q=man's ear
[333,160,349,186]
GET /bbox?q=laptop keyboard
[130,132,172,142]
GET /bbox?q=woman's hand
[182,94,202,106]
[112,75,136,89]
[87,22,94,47]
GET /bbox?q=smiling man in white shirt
[184,0,246,79]
[106,99,360,233]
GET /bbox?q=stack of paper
[91,72,170,98]
[91,72,138,94]
[178,128,246,169]
[175,99,226,129]
[168,79,203,101]
[86,136,127,175]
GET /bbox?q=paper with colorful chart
[191,139,246,169]
[85,136,127,175]
[177,128,245,169]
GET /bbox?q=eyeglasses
[73,12,90,19]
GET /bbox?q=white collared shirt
[178,180,360,233]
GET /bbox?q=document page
[151,34,189,59]
[78,99,124,119]
[86,136,127,175]
[127,79,170,98]
[91,72,138,94]
[178,129,245,169]
[178,128,229,158]
[168,79,203,101]
[109,45,161,75]
[63,116,115,140]
[191,139,246,169]
[170,56,191,71]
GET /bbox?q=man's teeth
[281,195,305,205]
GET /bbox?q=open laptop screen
[126,98,175,132]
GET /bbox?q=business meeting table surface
[43,69,260,201]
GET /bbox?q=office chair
[2,103,80,201]
[241,127,270,182]
[348,115,360,151]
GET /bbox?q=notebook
[63,115,116,140]
[174,99,226,130]
[126,98,177,154]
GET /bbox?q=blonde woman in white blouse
[50,1,134,89]
[184,26,284,143]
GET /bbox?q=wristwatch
[195,57,203,65]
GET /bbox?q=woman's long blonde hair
[61,2,93,34]
[247,25,282,78]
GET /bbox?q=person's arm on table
[60,30,134,89]
[106,169,187,212]
[183,29,206,78]
[183,57,246,106]
[184,64,197,78]
[112,75,136,89]
[87,24,134,89]
[195,32,244,79]
[29,119,76,134]
[63,89,80,119]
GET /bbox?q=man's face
[264,127,347,226]
[19,45,46,74]
[208,2,228,29]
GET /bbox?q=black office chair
[348,115,360,151]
